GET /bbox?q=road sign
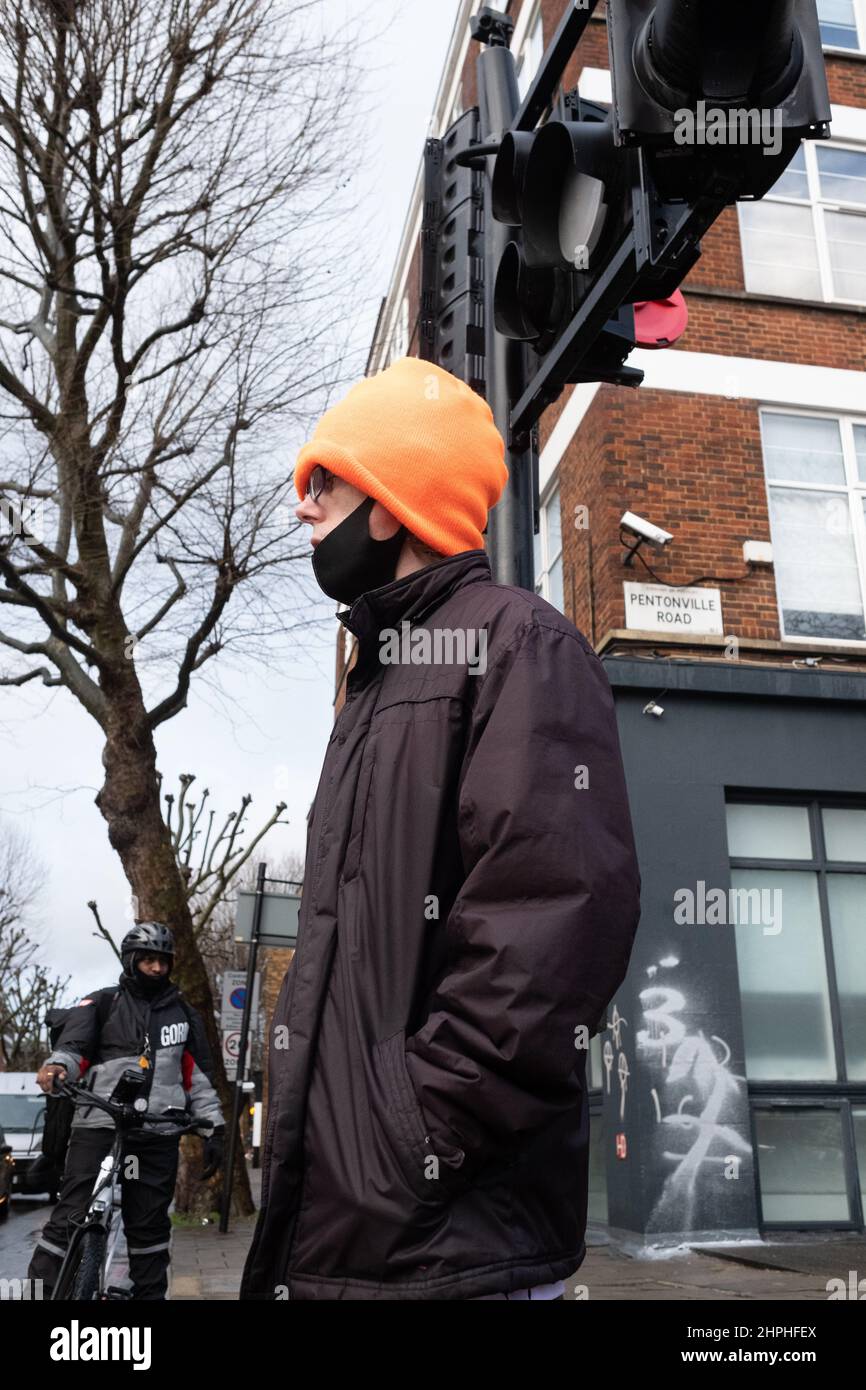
[234,890,301,948]
[220,970,260,1030]
[222,1029,243,1080]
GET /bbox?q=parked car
[0,1123,13,1222]
[0,1074,58,1202]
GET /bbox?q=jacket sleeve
[182,1005,226,1134]
[404,614,641,1183]
[44,990,105,1082]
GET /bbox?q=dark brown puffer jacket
[240,548,641,1299]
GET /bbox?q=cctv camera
[620,511,674,548]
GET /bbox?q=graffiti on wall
[601,1003,630,1122]
[602,956,755,1233]
[636,957,752,1232]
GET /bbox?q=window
[533,482,563,612]
[516,8,544,101]
[759,410,866,644]
[587,1033,607,1224]
[726,797,866,1227]
[738,141,866,304]
[391,295,409,361]
[752,1108,851,1221]
[587,1109,609,1224]
[726,799,866,1083]
[817,0,865,50]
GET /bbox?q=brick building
[344,0,866,1246]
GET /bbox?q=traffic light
[419,109,486,394]
[487,0,831,418]
[607,0,831,199]
[491,96,643,387]
[417,1,831,585]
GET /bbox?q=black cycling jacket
[45,972,224,1137]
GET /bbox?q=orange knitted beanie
[293,356,508,556]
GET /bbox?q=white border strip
[629,348,866,411]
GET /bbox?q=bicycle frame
[51,1132,126,1300]
[49,1079,208,1301]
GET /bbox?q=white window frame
[817,0,866,53]
[759,405,866,646]
[534,478,563,610]
[391,294,409,360]
[738,138,866,307]
[515,5,544,102]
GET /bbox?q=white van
[0,1073,53,1202]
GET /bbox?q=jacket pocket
[340,739,377,886]
[373,1028,467,1206]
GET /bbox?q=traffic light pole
[474,12,536,591]
[219,859,265,1233]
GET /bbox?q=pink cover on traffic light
[633,290,688,348]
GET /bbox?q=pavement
[9,1168,859,1301]
[167,1166,262,1300]
[564,1228,865,1301]
[166,1172,862,1299]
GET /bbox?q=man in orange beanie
[240,356,641,1301]
[294,354,509,604]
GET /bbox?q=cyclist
[27,922,225,1300]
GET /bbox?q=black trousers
[28,1126,179,1300]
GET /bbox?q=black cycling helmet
[121,921,176,976]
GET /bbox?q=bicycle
[49,1067,211,1301]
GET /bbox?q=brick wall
[563,386,781,640]
[259,945,293,1133]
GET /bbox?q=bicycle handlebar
[54,1077,213,1135]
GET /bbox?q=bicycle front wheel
[70,1226,107,1300]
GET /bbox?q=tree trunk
[94,664,254,1217]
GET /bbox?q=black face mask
[312,495,407,606]
[127,955,172,998]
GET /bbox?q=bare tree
[1,963,71,1068]
[0,0,383,1212]
[198,844,304,980]
[163,769,288,936]
[0,817,41,939]
[0,821,70,1068]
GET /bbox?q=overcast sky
[0,0,463,1003]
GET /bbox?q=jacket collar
[119,970,179,1009]
[337,549,491,651]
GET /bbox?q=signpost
[219,970,261,1081]
[219,863,302,1233]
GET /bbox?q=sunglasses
[307,464,338,503]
